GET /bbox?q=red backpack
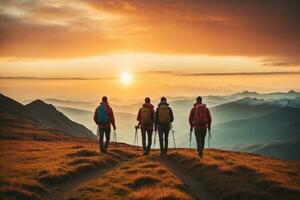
[194,104,208,125]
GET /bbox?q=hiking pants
[194,128,207,154]
[141,128,153,153]
[158,125,170,154]
[98,127,111,151]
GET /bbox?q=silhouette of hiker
[94,96,116,153]
[137,97,155,155]
[155,97,174,156]
[189,96,212,157]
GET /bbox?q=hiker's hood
[158,102,169,107]
[194,102,206,107]
[142,103,154,109]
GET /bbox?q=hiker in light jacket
[189,96,212,157]
[155,97,174,156]
[137,97,155,156]
[94,96,116,153]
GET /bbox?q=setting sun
[120,71,133,85]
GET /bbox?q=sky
[0,0,299,103]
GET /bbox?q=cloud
[0,76,116,80]
[178,71,300,76]
[0,0,299,59]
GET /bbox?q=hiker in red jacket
[136,97,155,155]
[189,96,212,157]
[94,96,116,153]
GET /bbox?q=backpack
[194,104,208,125]
[140,107,152,126]
[96,105,109,124]
[158,105,170,125]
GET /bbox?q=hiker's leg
[141,128,147,153]
[200,129,207,152]
[147,129,153,153]
[98,128,105,151]
[164,127,170,154]
[104,128,111,149]
[194,128,202,154]
[158,128,164,154]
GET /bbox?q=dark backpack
[158,105,170,125]
[140,107,152,126]
[96,105,109,124]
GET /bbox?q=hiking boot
[198,152,203,158]
[102,148,108,154]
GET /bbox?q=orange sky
[0,0,299,102]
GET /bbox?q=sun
[120,71,133,85]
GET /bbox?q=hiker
[155,97,174,156]
[189,96,212,157]
[137,97,155,155]
[94,96,116,153]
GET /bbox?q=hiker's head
[145,97,151,104]
[102,96,108,103]
[161,96,167,103]
[196,96,202,103]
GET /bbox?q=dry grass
[1,120,300,200]
[167,148,300,200]
[0,128,138,200]
[68,155,193,200]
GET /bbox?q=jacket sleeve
[137,108,141,122]
[189,108,194,127]
[207,108,212,128]
[169,107,174,123]
[151,107,155,123]
[93,108,98,124]
[109,108,116,129]
[155,108,159,129]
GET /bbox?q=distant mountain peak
[26,99,56,111]
[240,90,259,95]
[238,97,265,105]
[288,89,297,94]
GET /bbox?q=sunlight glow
[120,71,133,85]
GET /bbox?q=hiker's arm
[137,108,141,122]
[110,108,116,130]
[169,107,174,123]
[154,108,159,131]
[151,108,155,123]
[188,108,194,128]
[207,108,212,130]
[93,109,98,124]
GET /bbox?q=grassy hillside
[1,125,300,200]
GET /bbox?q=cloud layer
[0,0,299,63]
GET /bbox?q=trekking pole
[113,129,118,147]
[154,130,157,148]
[171,124,176,149]
[95,127,99,152]
[189,130,192,149]
[208,130,212,149]
[134,127,138,147]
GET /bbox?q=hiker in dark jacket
[155,97,174,156]
[137,97,155,155]
[189,96,212,157]
[94,96,116,153]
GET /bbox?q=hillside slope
[0,94,94,139]
[1,126,299,200]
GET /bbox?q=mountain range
[0,94,95,139]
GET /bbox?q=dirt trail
[162,158,215,200]
[42,153,135,200]
[42,151,214,200]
